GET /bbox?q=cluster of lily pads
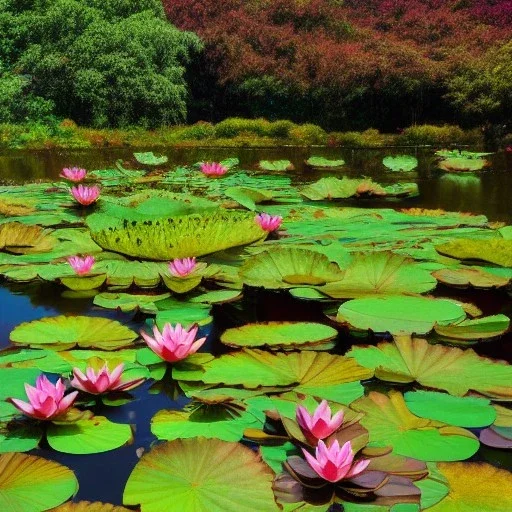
[0,151,511,511]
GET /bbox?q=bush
[327,129,391,147]
[214,118,273,138]
[266,120,295,138]
[397,124,483,146]
[176,122,215,140]
[289,123,327,145]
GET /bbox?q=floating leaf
[0,452,78,511]
[123,438,277,511]
[259,160,294,171]
[426,462,512,511]
[433,314,510,343]
[0,222,55,254]
[336,296,466,334]
[93,292,171,312]
[383,155,418,172]
[436,239,512,267]
[404,391,496,427]
[347,336,512,398]
[352,391,479,461]
[305,157,345,169]
[438,157,488,172]
[239,247,344,289]
[47,416,133,454]
[320,252,437,298]
[51,502,132,511]
[173,350,371,402]
[0,423,43,453]
[300,177,361,200]
[220,322,338,350]
[133,152,168,166]
[225,187,274,210]
[10,316,138,351]
[155,302,212,328]
[0,368,40,400]
[432,267,510,289]
[189,290,242,304]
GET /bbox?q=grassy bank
[0,118,486,150]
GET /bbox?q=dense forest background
[1,0,511,131]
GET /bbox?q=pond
[0,146,511,511]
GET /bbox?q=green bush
[266,120,295,138]
[214,118,273,138]
[327,129,391,147]
[397,125,483,146]
[289,123,327,145]
[176,122,215,140]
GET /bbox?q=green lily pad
[151,405,265,442]
[336,296,466,335]
[60,274,107,291]
[300,177,362,200]
[435,239,512,267]
[435,150,492,159]
[47,416,133,454]
[0,368,40,400]
[173,349,371,402]
[0,222,56,255]
[433,314,510,343]
[225,187,274,210]
[404,391,496,428]
[133,152,168,166]
[347,336,512,398]
[123,438,277,511]
[239,247,344,289]
[93,292,171,312]
[383,155,418,172]
[0,423,43,453]
[51,501,132,511]
[352,391,479,461]
[438,157,488,172]
[155,302,213,328]
[259,160,294,171]
[320,252,437,298]
[189,290,242,304]
[220,322,338,350]
[432,267,511,288]
[10,316,138,351]
[0,452,78,511]
[305,157,345,169]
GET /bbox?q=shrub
[397,125,483,146]
[289,123,327,145]
[266,120,295,138]
[214,118,273,138]
[177,122,215,140]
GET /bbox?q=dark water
[0,147,512,505]
[1,146,511,222]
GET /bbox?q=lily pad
[173,350,371,402]
[10,316,138,351]
[225,187,274,210]
[404,391,496,428]
[438,157,489,172]
[47,416,133,454]
[189,290,242,304]
[300,177,362,200]
[220,322,338,350]
[305,157,345,169]
[0,452,78,511]
[123,438,277,511]
[432,267,511,288]
[239,247,344,289]
[426,462,512,511]
[133,152,168,166]
[51,502,132,511]
[435,239,512,267]
[433,314,510,342]
[0,222,55,254]
[320,252,437,298]
[383,155,418,172]
[352,391,479,461]
[347,336,512,398]
[336,296,466,335]
[259,160,294,171]
[93,292,171,312]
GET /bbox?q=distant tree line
[0,0,510,131]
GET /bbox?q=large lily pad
[336,296,466,335]
[133,152,168,166]
[432,267,511,289]
[224,187,274,210]
[239,247,344,289]
[0,222,55,254]
[173,350,371,402]
[300,177,362,200]
[220,322,338,350]
[435,239,512,267]
[0,452,78,511]
[10,316,138,351]
[347,336,512,398]
[305,157,345,169]
[87,209,265,260]
[259,160,294,171]
[123,438,277,511]
[433,314,510,343]
[438,157,489,172]
[320,252,437,298]
[352,391,479,461]
[52,502,132,511]
[93,292,171,312]
[427,462,512,511]
[383,155,418,172]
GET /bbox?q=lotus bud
[67,255,95,275]
[60,167,87,182]
[169,257,197,278]
[296,400,344,443]
[200,162,228,176]
[255,213,283,232]
[71,184,100,206]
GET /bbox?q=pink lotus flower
[506,146,512,153]
[9,375,78,421]
[71,184,100,206]
[71,363,144,395]
[60,167,87,182]
[67,255,95,275]
[255,213,283,232]
[140,323,206,363]
[169,257,197,278]
[200,162,228,176]
[296,400,344,443]
[302,440,370,483]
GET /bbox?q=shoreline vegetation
[0,118,492,151]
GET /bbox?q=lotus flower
[140,323,206,363]
[255,213,283,232]
[71,184,100,206]
[9,375,78,421]
[60,167,87,182]
[506,146,512,153]
[302,440,370,483]
[67,255,95,275]
[200,162,228,176]
[71,363,144,395]
[296,400,344,443]
[169,257,197,278]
